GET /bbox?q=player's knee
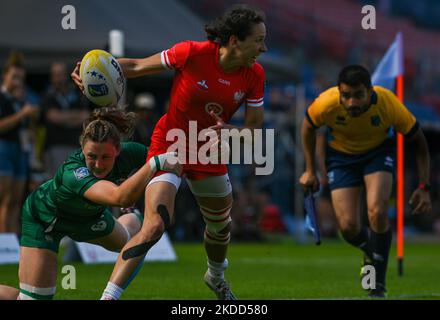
[218,221,232,235]
[139,220,164,242]
[340,224,359,240]
[204,219,232,246]
[139,209,171,241]
[200,202,232,245]
[368,212,389,233]
[368,206,388,219]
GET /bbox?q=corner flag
[372,32,404,89]
[372,32,405,277]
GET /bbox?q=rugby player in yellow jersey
[299,65,431,298]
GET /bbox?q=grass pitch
[1,239,439,300]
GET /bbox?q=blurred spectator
[11,81,48,193]
[42,62,90,175]
[0,51,39,234]
[231,190,263,241]
[132,92,159,146]
[259,203,286,234]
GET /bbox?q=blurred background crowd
[1,0,439,248]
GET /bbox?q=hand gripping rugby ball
[79,49,125,107]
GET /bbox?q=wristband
[418,183,431,192]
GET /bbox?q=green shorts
[20,198,116,253]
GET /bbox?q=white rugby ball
[79,49,125,107]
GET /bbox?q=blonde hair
[80,106,136,148]
[3,51,24,74]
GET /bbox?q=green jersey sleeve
[62,165,100,196]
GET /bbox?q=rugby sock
[369,228,392,287]
[342,227,372,257]
[18,284,56,300]
[101,282,124,300]
[207,258,228,283]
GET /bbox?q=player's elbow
[114,191,134,208]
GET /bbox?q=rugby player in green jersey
[0,106,181,300]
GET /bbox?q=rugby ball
[79,49,125,107]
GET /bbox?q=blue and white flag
[372,32,403,90]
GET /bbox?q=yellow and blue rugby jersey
[306,86,418,154]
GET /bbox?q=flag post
[371,32,404,277]
[396,75,404,276]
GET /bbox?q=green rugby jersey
[27,142,148,225]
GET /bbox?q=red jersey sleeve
[160,41,192,71]
[246,63,265,108]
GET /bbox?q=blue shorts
[0,139,29,180]
[326,140,395,191]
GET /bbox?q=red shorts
[146,115,228,181]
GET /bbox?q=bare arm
[83,153,181,207]
[302,118,317,174]
[407,128,432,214]
[244,106,264,131]
[0,105,39,133]
[208,107,264,133]
[71,53,166,91]
[117,53,166,78]
[407,128,430,184]
[83,162,155,207]
[315,129,328,185]
[46,109,89,127]
[299,118,320,192]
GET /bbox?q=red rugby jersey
[160,40,265,132]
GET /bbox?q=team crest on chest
[371,115,381,127]
[205,102,224,116]
[233,91,245,103]
[335,115,347,126]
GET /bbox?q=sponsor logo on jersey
[205,102,223,116]
[218,78,230,86]
[197,80,209,90]
[371,115,381,127]
[91,220,107,232]
[73,167,90,181]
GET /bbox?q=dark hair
[80,106,136,148]
[205,4,265,46]
[338,65,372,88]
[3,51,24,74]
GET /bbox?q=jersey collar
[370,90,378,106]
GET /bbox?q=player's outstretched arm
[84,152,182,207]
[70,53,166,91]
[117,53,165,78]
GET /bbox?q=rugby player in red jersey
[72,4,267,300]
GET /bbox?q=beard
[345,105,366,117]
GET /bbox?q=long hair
[80,106,136,148]
[204,4,265,46]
